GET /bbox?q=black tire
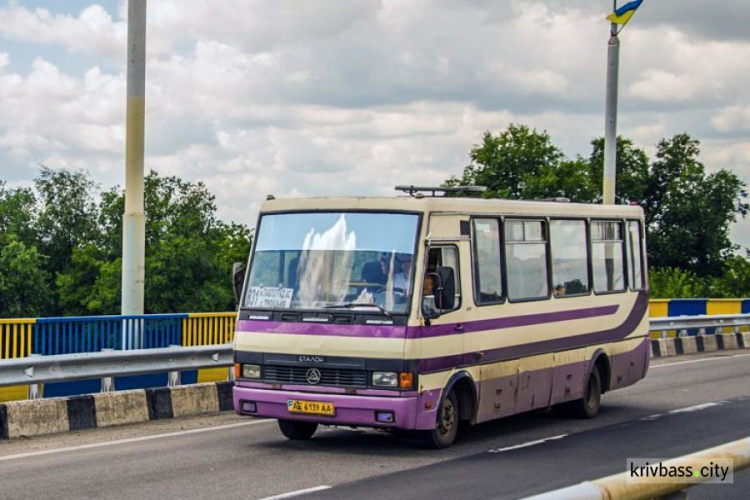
[420,389,460,449]
[560,367,602,419]
[278,419,318,440]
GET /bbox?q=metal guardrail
[523,436,750,499]
[649,313,750,338]
[0,344,232,389]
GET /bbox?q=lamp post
[602,0,644,205]
[603,19,619,205]
[122,0,147,319]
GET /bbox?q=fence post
[27,353,42,400]
[101,348,115,392]
[167,344,181,387]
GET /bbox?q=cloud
[0,4,124,61]
[0,0,747,253]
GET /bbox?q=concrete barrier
[0,381,233,440]
[717,333,739,351]
[650,332,750,358]
[650,338,676,357]
[697,335,719,352]
[675,336,698,355]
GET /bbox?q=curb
[0,381,233,440]
[651,332,750,358]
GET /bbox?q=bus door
[419,215,470,375]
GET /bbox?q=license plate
[287,399,335,416]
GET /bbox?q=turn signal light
[234,363,240,378]
[399,372,414,390]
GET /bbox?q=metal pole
[122,0,147,318]
[603,23,620,205]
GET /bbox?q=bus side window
[423,246,461,313]
[505,220,549,301]
[626,220,644,290]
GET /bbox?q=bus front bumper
[233,385,439,430]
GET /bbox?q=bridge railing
[0,312,236,360]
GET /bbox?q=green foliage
[645,135,749,276]
[648,267,708,299]
[0,168,252,317]
[446,125,575,200]
[0,235,51,317]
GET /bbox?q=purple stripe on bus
[236,303,621,340]
[236,320,407,339]
[418,291,648,373]
[410,304,619,339]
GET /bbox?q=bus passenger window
[504,220,549,301]
[550,220,589,297]
[627,221,644,290]
[472,219,503,304]
[591,221,625,293]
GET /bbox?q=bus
[232,187,649,448]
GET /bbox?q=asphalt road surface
[0,351,748,500]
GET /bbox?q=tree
[56,171,252,314]
[0,235,51,317]
[447,124,569,200]
[34,167,101,313]
[0,182,39,248]
[644,134,749,277]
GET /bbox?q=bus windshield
[245,212,420,314]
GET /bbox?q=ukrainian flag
[607,0,643,25]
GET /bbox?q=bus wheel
[562,367,602,419]
[420,389,459,449]
[278,419,318,440]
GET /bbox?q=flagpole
[603,19,619,205]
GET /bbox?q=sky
[0,0,748,249]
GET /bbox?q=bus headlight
[372,371,398,387]
[242,364,261,379]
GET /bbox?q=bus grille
[263,365,367,388]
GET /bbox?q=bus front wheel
[420,389,459,449]
[278,419,318,440]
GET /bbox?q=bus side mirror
[232,262,246,304]
[422,267,455,320]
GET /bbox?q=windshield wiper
[323,302,392,319]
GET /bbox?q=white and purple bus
[232,189,649,448]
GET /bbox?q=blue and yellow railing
[648,299,750,338]
[0,312,237,402]
[182,312,236,347]
[0,318,35,360]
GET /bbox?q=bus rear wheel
[278,419,318,440]
[560,367,602,419]
[420,389,459,449]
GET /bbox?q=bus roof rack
[395,185,487,198]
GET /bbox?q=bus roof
[259,195,645,219]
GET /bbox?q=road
[0,351,748,499]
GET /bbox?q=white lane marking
[259,485,332,500]
[651,353,750,369]
[0,419,272,462]
[667,401,726,414]
[639,401,727,421]
[488,434,567,454]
